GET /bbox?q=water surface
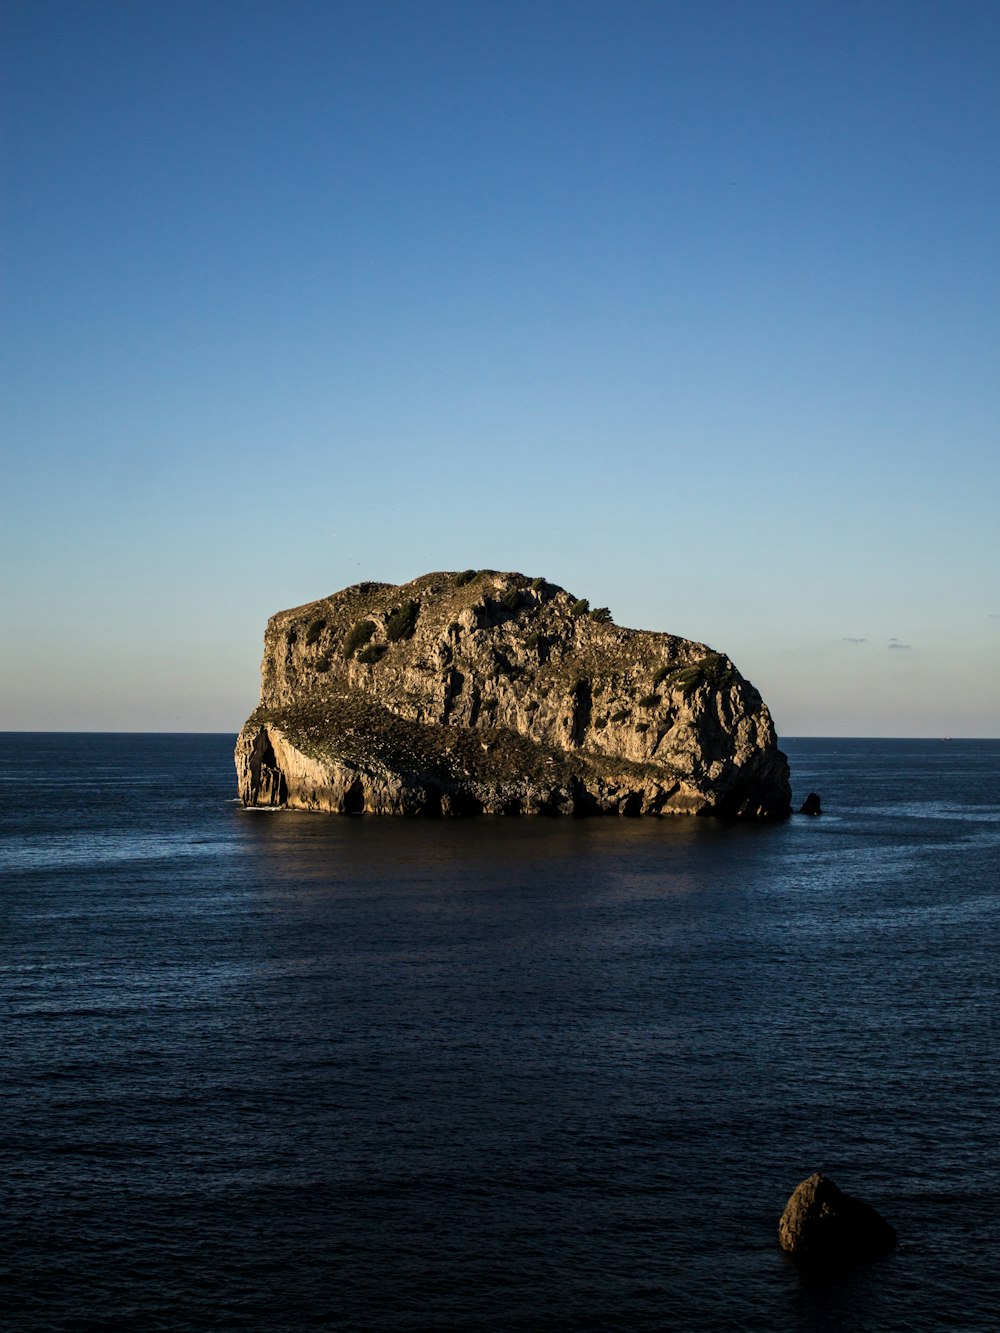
[3,735,998,1330]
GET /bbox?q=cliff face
[235,570,791,819]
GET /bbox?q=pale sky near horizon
[2,0,997,737]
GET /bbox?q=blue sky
[2,0,997,735]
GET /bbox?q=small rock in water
[799,792,822,815]
[778,1172,896,1265]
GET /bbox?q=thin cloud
[842,636,868,644]
[888,638,911,650]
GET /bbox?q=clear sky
[2,0,997,736]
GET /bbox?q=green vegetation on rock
[357,643,388,665]
[385,600,420,642]
[342,619,376,658]
[658,652,735,696]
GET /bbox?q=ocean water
[2,733,999,1331]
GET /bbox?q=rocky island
[236,570,791,818]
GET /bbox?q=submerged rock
[235,570,791,819]
[778,1173,897,1264]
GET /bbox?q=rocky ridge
[235,570,791,818]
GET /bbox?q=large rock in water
[778,1173,897,1264]
[235,571,791,818]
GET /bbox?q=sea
[2,734,999,1332]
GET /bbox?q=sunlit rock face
[235,570,791,819]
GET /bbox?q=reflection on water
[236,803,733,890]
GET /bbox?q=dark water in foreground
[2,735,999,1331]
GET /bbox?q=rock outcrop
[778,1173,897,1264]
[235,570,791,818]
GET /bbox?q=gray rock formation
[235,570,791,818]
[778,1173,897,1264]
